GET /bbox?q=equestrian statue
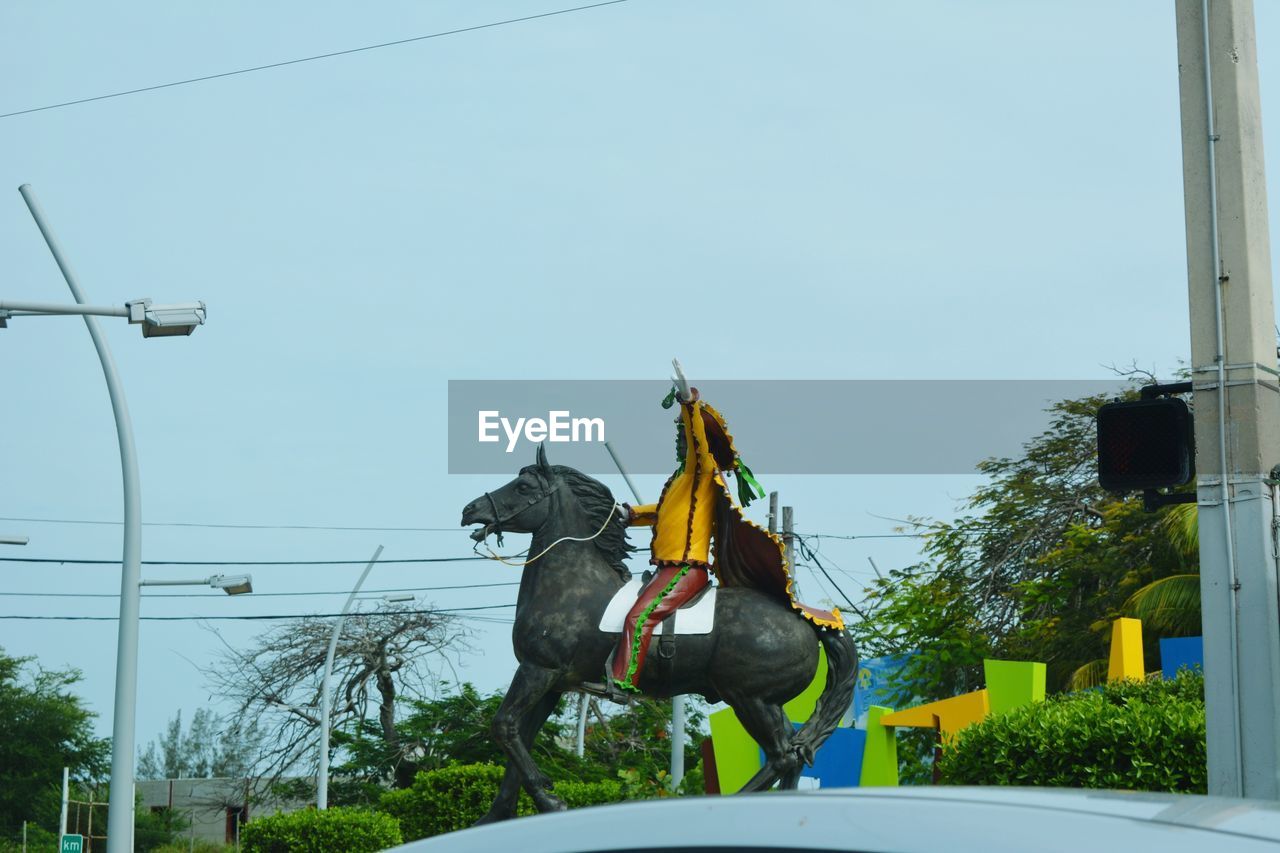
[460,375,857,822]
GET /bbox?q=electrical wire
[0,515,459,532]
[0,604,515,621]
[0,581,520,599]
[0,1,634,120]
[793,536,899,645]
[0,555,488,566]
[0,513,922,540]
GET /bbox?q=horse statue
[460,444,858,821]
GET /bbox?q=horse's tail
[790,626,859,766]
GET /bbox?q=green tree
[1119,502,1201,637]
[138,708,261,780]
[322,683,705,803]
[851,390,1198,701]
[204,604,465,790]
[0,648,109,838]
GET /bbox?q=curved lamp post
[13,184,205,853]
[317,544,384,809]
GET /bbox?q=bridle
[474,474,620,568]
[481,478,560,547]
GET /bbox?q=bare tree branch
[202,604,468,790]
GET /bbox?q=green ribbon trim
[735,459,765,507]
[615,564,690,691]
[660,386,678,409]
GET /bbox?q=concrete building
[137,778,312,847]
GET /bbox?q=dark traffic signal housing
[1097,382,1195,510]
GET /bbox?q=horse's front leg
[491,663,567,814]
[476,687,561,824]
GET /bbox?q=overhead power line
[0,515,459,532]
[0,514,926,540]
[0,581,520,599]
[0,555,489,566]
[0,604,515,622]
[0,1,634,120]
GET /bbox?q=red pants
[611,563,709,689]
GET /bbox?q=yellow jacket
[626,395,845,631]
[626,397,730,566]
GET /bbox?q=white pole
[574,693,588,757]
[317,544,384,809]
[19,185,143,853]
[59,767,69,838]
[603,441,686,790]
[1175,0,1280,798]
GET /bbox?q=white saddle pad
[598,577,716,635]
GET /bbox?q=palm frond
[1161,503,1199,560]
[1067,658,1108,691]
[1122,574,1201,637]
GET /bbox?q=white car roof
[394,787,1280,853]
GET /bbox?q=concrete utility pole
[782,506,796,594]
[1176,0,1280,799]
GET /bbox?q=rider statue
[609,384,844,694]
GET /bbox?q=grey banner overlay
[448,380,1128,475]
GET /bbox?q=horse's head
[461,444,559,542]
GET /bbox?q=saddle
[597,573,716,636]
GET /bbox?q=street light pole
[318,545,384,809]
[19,184,142,853]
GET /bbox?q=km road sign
[60,835,84,853]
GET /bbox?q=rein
[477,500,620,568]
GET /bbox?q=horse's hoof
[473,809,512,826]
[535,794,568,813]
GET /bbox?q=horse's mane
[548,464,633,579]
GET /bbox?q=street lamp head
[126,298,206,338]
[208,574,253,595]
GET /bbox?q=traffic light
[1097,383,1195,510]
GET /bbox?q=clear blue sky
[2,1,1275,753]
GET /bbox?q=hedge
[240,806,401,853]
[379,763,628,841]
[937,671,1206,793]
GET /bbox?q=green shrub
[380,763,632,841]
[937,671,1206,793]
[151,842,235,853]
[550,779,625,808]
[379,764,527,841]
[240,807,401,853]
[0,824,58,853]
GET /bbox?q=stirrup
[578,679,635,705]
[580,657,637,705]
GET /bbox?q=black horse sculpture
[460,446,857,821]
